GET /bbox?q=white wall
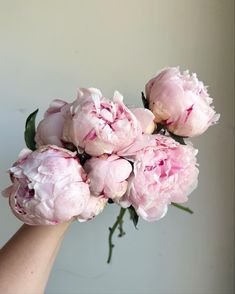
[0,1,234,293]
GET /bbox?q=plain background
[0,1,234,293]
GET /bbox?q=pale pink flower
[62,88,154,156]
[77,195,107,222]
[35,99,69,147]
[145,67,220,137]
[120,134,199,222]
[130,108,155,134]
[2,145,93,225]
[84,154,132,202]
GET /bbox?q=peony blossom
[84,154,132,202]
[77,195,108,222]
[62,88,154,156]
[2,145,96,225]
[130,108,155,134]
[35,99,69,147]
[120,134,199,222]
[145,67,220,137]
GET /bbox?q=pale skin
[0,220,71,294]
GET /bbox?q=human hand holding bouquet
[2,67,219,263]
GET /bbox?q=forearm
[0,221,71,294]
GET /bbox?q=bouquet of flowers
[2,67,219,263]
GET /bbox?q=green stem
[107,207,126,264]
[118,217,125,237]
[171,202,193,214]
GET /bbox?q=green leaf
[171,202,193,214]
[141,92,149,109]
[169,132,187,145]
[128,206,139,229]
[24,109,39,151]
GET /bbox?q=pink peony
[145,67,220,137]
[35,99,69,147]
[84,154,132,202]
[77,195,107,222]
[130,108,155,134]
[2,145,96,225]
[62,88,154,156]
[120,134,199,222]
